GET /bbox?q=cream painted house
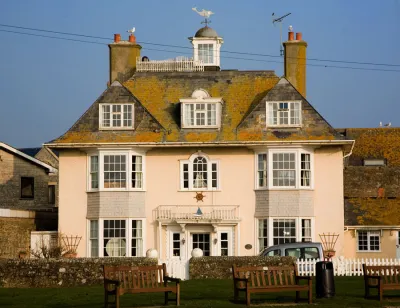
[47,25,353,260]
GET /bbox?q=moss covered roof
[50,71,347,145]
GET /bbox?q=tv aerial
[272,12,291,56]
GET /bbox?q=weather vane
[192,7,214,27]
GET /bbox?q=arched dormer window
[180,89,223,129]
[180,152,219,190]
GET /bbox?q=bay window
[256,149,313,189]
[88,219,145,257]
[180,154,219,190]
[88,151,145,191]
[257,217,314,250]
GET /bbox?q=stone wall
[189,256,296,279]
[0,257,157,288]
[0,217,35,258]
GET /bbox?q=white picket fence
[296,258,400,276]
[159,257,400,280]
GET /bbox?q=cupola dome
[194,26,219,38]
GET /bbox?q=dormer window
[181,89,222,128]
[267,101,301,127]
[99,104,134,130]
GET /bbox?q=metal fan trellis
[61,235,82,256]
[319,233,339,260]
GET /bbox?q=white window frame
[179,153,220,191]
[357,230,381,252]
[182,103,220,128]
[86,150,146,192]
[266,101,302,127]
[217,229,233,256]
[87,218,146,257]
[255,217,315,253]
[99,103,134,130]
[255,148,314,190]
[180,89,223,129]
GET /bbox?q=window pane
[192,233,210,256]
[132,220,143,257]
[183,163,189,189]
[21,177,34,198]
[272,153,295,187]
[257,154,267,187]
[211,163,218,188]
[301,219,312,242]
[273,219,296,245]
[258,219,268,252]
[102,105,111,127]
[132,155,143,189]
[220,232,229,256]
[358,231,368,251]
[104,155,127,188]
[123,105,133,127]
[301,153,311,187]
[193,157,208,188]
[90,156,99,189]
[48,185,56,205]
[103,219,126,257]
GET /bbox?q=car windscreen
[285,247,319,259]
[265,249,281,257]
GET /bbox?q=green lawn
[1,277,400,308]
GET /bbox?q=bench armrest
[165,276,181,283]
[104,278,120,287]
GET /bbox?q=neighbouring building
[0,142,58,258]
[46,24,353,260]
[341,128,400,258]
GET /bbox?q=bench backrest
[232,264,298,288]
[103,264,167,290]
[363,264,400,285]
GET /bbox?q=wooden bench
[232,264,312,306]
[363,264,400,301]
[103,264,180,308]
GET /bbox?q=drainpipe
[343,140,355,159]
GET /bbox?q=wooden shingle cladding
[50,71,346,145]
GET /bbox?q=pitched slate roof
[49,71,348,146]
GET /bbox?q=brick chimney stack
[283,29,307,97]
[108,33,142,84]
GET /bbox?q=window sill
[99,127,135,131]
[267,125,302,129]
[356,250,381,253]
[181,126,220,129]
[87,189,146,193]
[178,189,221,192]
[254,188,314,191]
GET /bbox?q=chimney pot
[114,34,121,43]
[288,31,294,41]
[129,34,136,43]
[296,32,302,41]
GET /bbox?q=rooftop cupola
[189,8,223,71]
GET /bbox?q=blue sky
[0,0,399,147]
